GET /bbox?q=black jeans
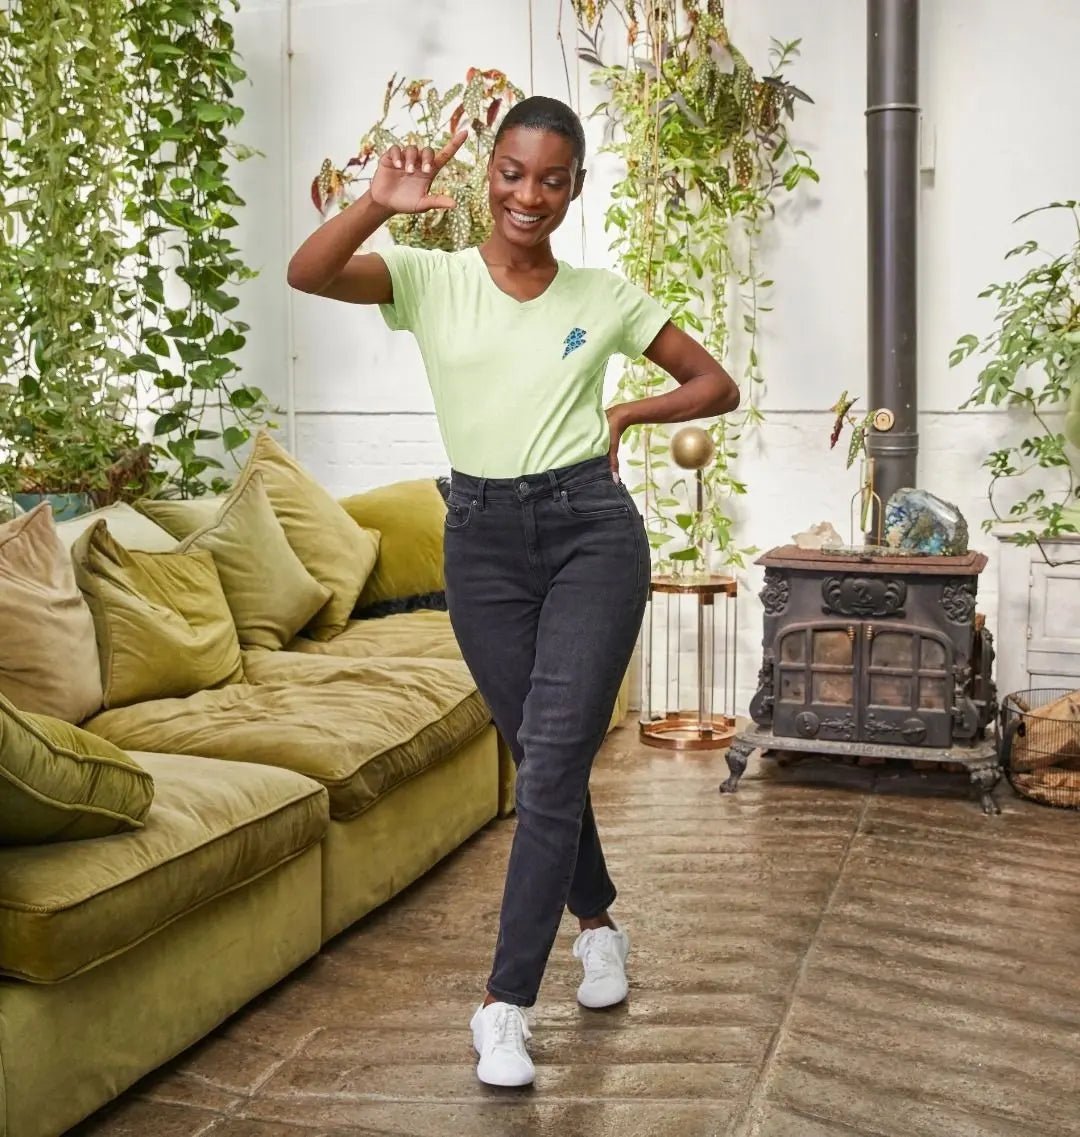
[443,456,650,1007]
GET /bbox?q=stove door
[773,623,859,742]
[859,624,953,747]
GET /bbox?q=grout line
[190,1114,225,1137]
[729,787,874,1137]
[246,1025,327,1097]
[194,1023,327,1131]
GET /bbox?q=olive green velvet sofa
[0,445,626,1137]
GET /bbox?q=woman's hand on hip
[370,130,468,215]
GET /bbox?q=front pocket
[444,496,475,531]
[559,480,629,520]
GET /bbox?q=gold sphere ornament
[670,426,716,470]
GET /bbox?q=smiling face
[487,127,585,249]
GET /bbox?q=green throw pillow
[241,431,381,641]
[339,479,447,611]
[0,692,154,844]
[135,495,225,541]
[178,473,332,651]
[72,522,244,709]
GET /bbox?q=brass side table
[639,573,738,751]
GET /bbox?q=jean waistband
[449,455,614,506]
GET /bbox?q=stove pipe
[866,0,920,522]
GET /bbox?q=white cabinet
[995,532,1080,697]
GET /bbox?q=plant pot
[13,492,94,521]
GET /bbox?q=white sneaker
[470,1001,535,1087]
[573,925,630,1009]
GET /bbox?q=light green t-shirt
[377,245,670,478]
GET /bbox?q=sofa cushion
[84,657,490,821]
[177,472,331,651]
[286,610,463,661]
[72,522,244,708]
[0,503,104,722]
[339,479,446,614]
[242,431,381,641]
[135,495,224,540]
[0,750,327,983]
[55,502,177,553]
[0,692,154,845]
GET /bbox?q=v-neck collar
[472,246,565,309]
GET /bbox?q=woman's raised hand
[369,129,469,215]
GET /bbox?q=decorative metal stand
[639,574,738,751]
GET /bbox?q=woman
[288,95,738,1088]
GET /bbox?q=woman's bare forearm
[286,191,395,293]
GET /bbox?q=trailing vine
[0,0,265,503]
[0,0,141,499]
[572,0,817,568]
[124,0,270,498]
[951,200,1080,557]
[313,67,525,252]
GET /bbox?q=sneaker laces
[490,1004,530,1051]
[575,927,620,978]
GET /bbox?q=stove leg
[970,763,1002,815]
[720,739,753,794]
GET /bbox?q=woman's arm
[606,321,740,473]
[286,130,467,304]
[286,192,396,303]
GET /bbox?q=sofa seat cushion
[288,610,463,661]
[84,657,491,821]
[0,751,327,983]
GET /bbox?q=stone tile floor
[72,725,1080,1136]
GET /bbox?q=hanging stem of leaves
[0,0,140,498]
[569,0,817,570]
[124,0,270,499]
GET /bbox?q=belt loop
[547,469,561,502]
[476,478,487,510]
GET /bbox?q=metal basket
[1000,688,1080,809]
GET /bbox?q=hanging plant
[951,200,1080,554]
[571,0,817,569]
[312,67,525,252]
[123,0,272,499]
[0,0,144,502]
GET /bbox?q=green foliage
[124,0,271,498]
[573,0,817,569]
[827,391,876,470]
[0,0,142,498]
[0,0,266,503]
[314,68,525,252]
[951,201,1080,547]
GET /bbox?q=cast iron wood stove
[722,546,1001,812]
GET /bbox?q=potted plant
[0,379,148,519]
[951,199,1080,556]
[311,67,525,252]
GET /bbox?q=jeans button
[518,481,529,496]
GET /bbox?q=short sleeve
[609,273,671,359]
[376,245,444,332]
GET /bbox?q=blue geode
[884,487,969,556]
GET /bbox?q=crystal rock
[884,487,969,556]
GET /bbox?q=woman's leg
[485,474,650,1008]
[444,486,621,953]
